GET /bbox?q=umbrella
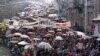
[8,25,15,29]
[76,31,85,37]
[14,33,22,36]
[37,42,52,49]
[57,29,62,31]
[67,31,74,36]
[33,38,41,41]
[24,45,32,49]
[62,34,67,36]
[44,34,53,38]
[47,34,53,36]
[76,31,92,39]
[18,41,29,45]
[9,40,18,43]
[21,35,30,39]
[48,30,55,33]
[97,38,100,41]
[48,14,58,17]
[27,32,34,35]
[84,36,92,39]
[55,36,63,40]
[22,26,33,29]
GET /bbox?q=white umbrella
[84,36,92,39]
[55,36,63,40]
[57,29,62,31]
[44,34,53,37]
[21,35,30,39]
[22,26,33,29]
[24,45,30,49]
[76,31,92,39]
[33,38,41,41]
[14,33,22,36]
[67,31,74,36]
[37,42,52,49]
[18,41,29,45]
[48,14,58,17]
[10,40,18,43]
[24,45,32,49]
[8,25,15,29]
[48,30,55,33]
[76,31,85,37]
[97,38,100,41]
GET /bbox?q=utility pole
[66,0,69,20]
[85,0,88,34]
[56,0,60,16]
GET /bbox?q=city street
[0,0,100,56]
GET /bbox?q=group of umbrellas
[7,32,53,50]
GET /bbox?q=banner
[53,21,71,28]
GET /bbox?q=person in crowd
[4,26,100,56]
[11,45,20,56]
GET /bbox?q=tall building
[66,0,95,27]
[87,0,95,24]
[94,0,100,17]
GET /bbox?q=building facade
[94,0,100,18]
[66,0,95,28]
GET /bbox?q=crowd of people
[0,1,99,56]
[4,25,100,56]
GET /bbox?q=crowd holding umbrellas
[4,25,100,56]
[0,2,100,56]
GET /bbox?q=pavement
[0,44,11,56]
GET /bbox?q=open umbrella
[14,33,22,36]
[18,41,29,45]
[48,30,55,33]
[67,31,74,36]
[57,29,62,31]
[84,36,92,39]
[76,31,85,37]
[37,42,52,49]
[33,38,41,41]
[8,25,15,29]
[62,34,67,36]
[27,32,34,35]
[44,34,52,38]
[21,35,30,39]
[22,26,33,29]
[24,45,33,49]
[55,36,63,40]
[48,30,55,34]
[76,31,92,39]
[9,40,18,43]
[45,34,53,37]
[97,38,100,41]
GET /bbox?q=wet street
[0,44,11,56]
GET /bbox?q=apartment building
[67,0,95,27]
[94,0,100,17]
